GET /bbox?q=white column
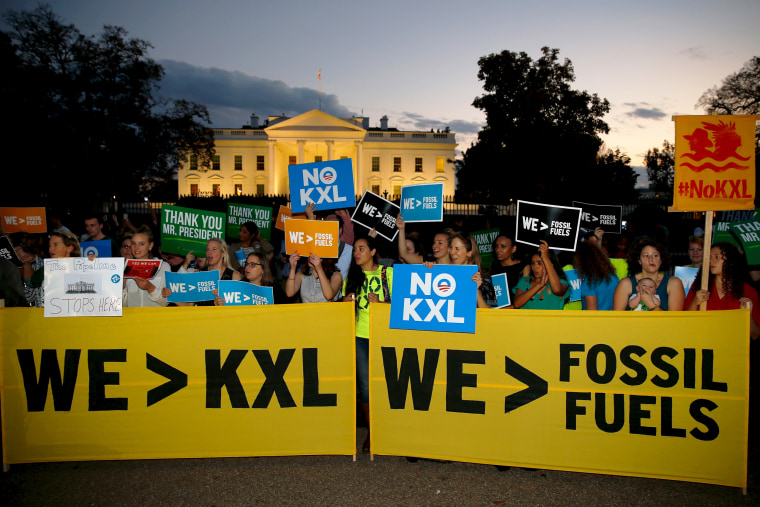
[326,140,334,160]
[297,140,305,164]
[354,140,363,195]
[267,140,275,194]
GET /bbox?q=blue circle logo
[111,274,121,283]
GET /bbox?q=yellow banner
[370,305,749,487]
[673,115,757,211]
[0,304,356,463]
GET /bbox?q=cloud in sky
[159,60,353,127]
[679,46,708,60]
[622,102,668,120]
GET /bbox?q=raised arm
[539,241,566,297]
[396,214,424,264]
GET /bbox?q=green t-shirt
[342,266,393,338]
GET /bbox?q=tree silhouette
[1,5,214,206]
[644,140,674,196]
[457,47,617,204]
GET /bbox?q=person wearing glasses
[215,252,288,305]
[685,242,760,339]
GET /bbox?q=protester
[0,258,29,307]
[13,232,46,307]
[613,238,685,311]
[285,251,342,303]
[216,252,287,305]
[685,242,760,338]
[687,236,705,268]
[489,234,524,293]
[342,236,392,453]
[574,240,619,311]
[23,231,81,308]
[119,236,134,259]
[229,222,273,270]
[513,240,568,310]
[396,214,452,265]
[124,229,169,307]
[163,238,242,306]
[448,231,496,308]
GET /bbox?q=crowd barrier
[0,304,749,488]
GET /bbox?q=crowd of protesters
[4,202,760,456]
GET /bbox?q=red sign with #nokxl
[673,115,756,211]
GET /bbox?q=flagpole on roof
[318,69,322,111]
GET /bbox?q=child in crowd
[628,277,660,311]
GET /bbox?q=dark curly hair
[344,235,379,296]
[574,241,616,286]
[693,242,747,300]
[627,237,672,274]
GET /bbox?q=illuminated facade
[179,109,457,198]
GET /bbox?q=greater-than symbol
[147,354,188,407]
[504,355,547,413]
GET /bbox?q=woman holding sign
[163,238,242,306]
[685,242,760,337]
[215,252,287,305]
[342,236,392,453]
[449,232,496,308]
[396,214,452,265]
[612,238,685,311]
[125,230,170,307]
[285,251,342,303]
[513,240,569,310]
[24,231,81,307]
[490,234,524,293]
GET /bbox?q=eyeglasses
[243,261,262,268]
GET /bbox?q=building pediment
[265,110,366,140]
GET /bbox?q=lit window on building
[415,157,423,172]
[436,157,445,173]
[190,184,199,196]
[315,155,323,162]
[212,155,220,171]
[393,185,401,197]
[190,155,198,171]
[257,184,265,195]
[234,155,242,171]
[372,157,380,172]
[257,155,265,171]
[213,184,221,197]
[371,184,380,194]
[393,157,401,172]
[289,155,297,166]
[235,184,243,196]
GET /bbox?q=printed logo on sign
[111,274,120,284]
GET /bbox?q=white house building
[179,109,457,199]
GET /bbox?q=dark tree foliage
[1,5,214,207]
[594,146,639,202]
[457,47,617,204]
[644,140,674,195]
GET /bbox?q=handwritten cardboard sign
[351,191,400,241]
[400,183,444,222]
[161,205,226,255]
[288,158,356,213]
[284,220,340,258]
[218,280,274,306]
[165,270,219,303]
[516,200,582,252]
[0,207,47,233]
[43,257,124,317]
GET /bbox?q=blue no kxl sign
[390,264,478,334]
[288,159,356,213]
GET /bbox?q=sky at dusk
[4,0,759,187]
